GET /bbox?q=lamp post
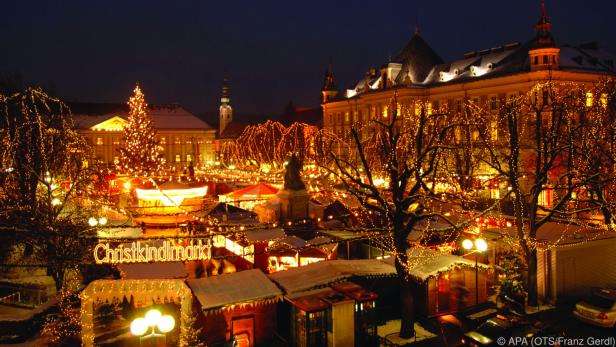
[462,238,488,305]
[130,308,176,346]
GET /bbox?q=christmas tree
[117,84,164,175]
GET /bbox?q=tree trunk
[395,260,415,338]
[526,248,538,307]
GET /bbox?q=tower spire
[219,78,232,134]
[534,0,555,47]
[414,16,420,35]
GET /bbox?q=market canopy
[269,259,396,294]
[187,269,282,313]
[224,183,279,200]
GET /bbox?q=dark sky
[1,0,615,122]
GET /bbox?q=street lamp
[462,238,488,305]
[131,308,176,345]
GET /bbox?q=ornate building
[322,1,615,140]
[72,102,216,167]
[219,78,233,135]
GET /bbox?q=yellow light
[88,217,98,227]
[98,217,108,226]
[462,239,473,250]
[157,315,175,333]
[145,309,162,327]
[123,182,131,190]
[130,318,148,336]
[475,238,488,252]
[51,198,61,206]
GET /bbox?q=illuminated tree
[318,94,499,338]
[477,80,590,307]
[42,290,81,346]
[0,88,102,291]
[117,84,164,175]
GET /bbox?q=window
[382,106,388,118]
[586,92,594,107]
[538,190,552,207]
[543,55,549,64]
[490,97,497,110]
[427,102,433,115]
[601,93,608,109]
[534,56,539,65]
[113,156,119,164]
[175,154,181,162]
[344,112,350,123]
[96,137,103,146]
[112,137,120,145]
[175,137,182,145]
[491,121,498,140]
[160,137,166,145]
[196,137,204,144]
[186,154,193,162]
[542,90,549,105]
[396,103,401,116]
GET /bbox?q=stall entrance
[231,315,255,347]
[80,279,193,347]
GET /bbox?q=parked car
[573,288,616,328]
[461,315,538,347]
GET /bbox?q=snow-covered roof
[70,102,214,130]
[484,221,616,247]
[118,262,187,279]
[245,228,285,242]
[398,248,489,281]
[187,269,282,312]
[269,259,396,294]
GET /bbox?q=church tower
[321,62,338,103]
[219,78,233,134]
[529,0,560,71]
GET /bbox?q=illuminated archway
[80,279,192,347]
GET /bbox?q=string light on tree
[117,84,164,176]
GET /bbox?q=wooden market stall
[187,269,283,346]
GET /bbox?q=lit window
[586,93,594,107]
[491,121,498,140]
[396,104,401,116]
[383,107,388,118]
[175,154,181,162]
[344,112,350,123]
[160,137,166,145]
[112,137,120,145]
[187,154,193,162]
[96,137,103,146]
[196,137,204,144]
[427,102,433,115]
[538,190,552,207]
[456,100,462,113]
[175,137,181,145]
[113,156,119,164]
[601,93,608,109]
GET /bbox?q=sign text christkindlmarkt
[93,240,211,264]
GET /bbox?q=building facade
[72,103,216,168]
[322,2,615,142]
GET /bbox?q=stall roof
[118,262,187,279]
[269,259,396,294]
[187,269,282,311]
[245,228,285,242]
[392,248,489,281]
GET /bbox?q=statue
[283,153,305,191]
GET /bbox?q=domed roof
[394,33,444,84]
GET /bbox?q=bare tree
[0,88,105,291]
[477,81,589,306]
[318,95,498,337]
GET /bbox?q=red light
[598,312,608,320]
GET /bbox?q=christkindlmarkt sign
[94,239,211,264]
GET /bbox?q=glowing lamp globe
[475,238,488,252]
[145,309,162,327]
[98,217,108,226]
[157,315,175,333]
[130,318,148,336]
[88,217,98,227]
[51,198,61,206]
[462,239,474,250]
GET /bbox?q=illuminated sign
[136,186,208,206]
[94,240,211,264]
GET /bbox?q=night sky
[1,0,615,123]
